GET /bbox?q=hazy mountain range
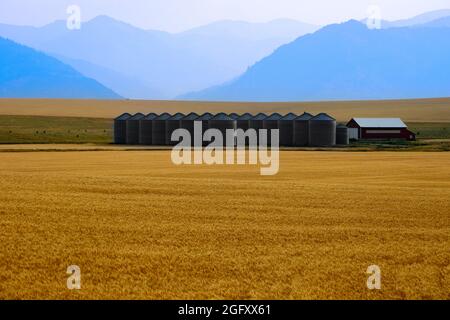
[0,9,450,101]
[0,16,318,99]
[182,19,450,101]
[381,8,450,28]
[0,37,120,99]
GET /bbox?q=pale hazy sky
[1,0,449,32]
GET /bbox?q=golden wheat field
[0,151,449,300]
[1,97,450,122]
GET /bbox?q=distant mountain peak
[181,20,450,101]
[86,15,137,29]
[382,8,450,28]
[0,36,121,99]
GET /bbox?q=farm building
[236,113,253,131]
[263,113,282,146]
[208,113,236,146]
[125,113,145,145]
[249,113,267,133]
[347,118,415,141]
[180,113,200,146]
[165,113,185,146]
[114,113,131,144]
[197,113,214,146]
[336,125,349,145]
[309,113,336,147]
[113,112,344,147]
[139,113,158,145]
[152,113,171,145]
[293,112,313,147]
[279,113,297,147]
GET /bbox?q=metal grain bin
[229,113,240,120]
[180,113,200,146]
[293,112,313,147]
[336,125,349,145]
[208,113,237,146]
[249,113,267,145]
[165,113,185,146]
[152,113,171,146]
[308,113,336,147]
[139,113,158,145]
[279,113,297,147]
[126,113,145,145]
[197,112,213,146]
[249,113,267,131]
[236,113,253,131]
[114,113,131,144]
[263,113,282,146]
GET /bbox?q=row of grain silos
[114,112,349,146]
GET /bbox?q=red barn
[346,118,416,141]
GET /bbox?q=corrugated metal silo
[152,113,171,145]
[236,113,253,131]
[249,113,267,131]
[165,113,185,146]
[180,112,199,146]
[293,112,313,147]
[139,113,158,145]
[249,113,267,144]
[114,113,131,144]
[197,112,213,146]
[336,125,349,145]
[126,113,145,145]
[279,113,297,146]
[208,113,237,146]
[263,113,282,146]
[309,113,336,146]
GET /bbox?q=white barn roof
[352,118,407,128]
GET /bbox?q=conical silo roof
[280,113,298,121]
[265,113,283,120]
[182,112,200,120]
[251,113,268,120]
[154,112,171,120]
[229,113,240,120]
[295,112,313,120]
[129,113,145,120]
[310,113,336,121]
[197,112,213,120]
[115,113,132,120]
[211,113,234,121]
[168,112,185,120]
[237,113,253,120]
[143,113,158,120]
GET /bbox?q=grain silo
[336,125,350,145]
[229,113,240,120]
[138,113,158,145]
[208,113,237,146]
[309,113,336,147]
[249,113,267,131]
[236,113,253,131]
[279,113,297,147]
[152,113,171,145]
[197,112,213,146]
[263,113,282,146]
[180,113,199,145]
[165,113,185,146]
[114,113,131,144]
[126,113,145,145]
[249,113,267,144]
[293,112,313,147]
